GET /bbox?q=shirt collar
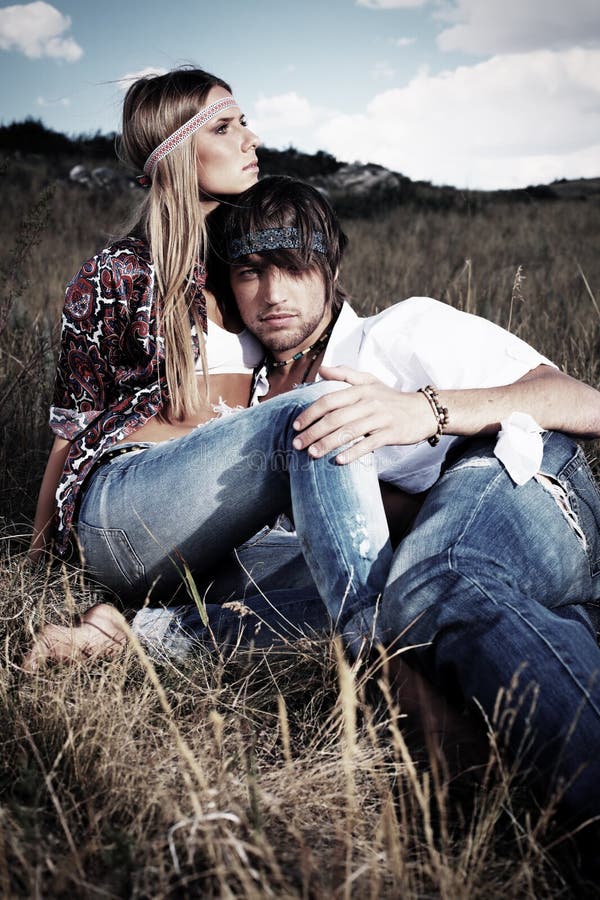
[321,302,364,370]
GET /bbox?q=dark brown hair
[209,175,350,313]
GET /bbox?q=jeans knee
[270,380,355,456]
[287,379,349,411]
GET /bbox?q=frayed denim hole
[535,473,587,551]
[447,457,497,473]
[552,448,600,576]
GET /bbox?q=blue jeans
[379,431,600,825]
[131,522,330,659]
[76,382,392,654]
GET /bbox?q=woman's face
[194,85,260,209]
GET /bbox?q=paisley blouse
[49,236,207,555]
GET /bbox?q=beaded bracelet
[418,384,449,447]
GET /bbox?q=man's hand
[292,365,437,463]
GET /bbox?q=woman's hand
[291,365,437,464]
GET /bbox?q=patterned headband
[141,95,238,182]
[228,227,327,260]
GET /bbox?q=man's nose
[262,268,286,305]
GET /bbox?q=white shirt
[194,319,263,375]
[252,298,554,492]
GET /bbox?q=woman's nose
[243,128,260,151]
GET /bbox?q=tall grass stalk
[1,160,598,895]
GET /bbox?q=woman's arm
[29,437,71,563]
[290,364,600,462]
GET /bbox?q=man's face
[230,254,331,356]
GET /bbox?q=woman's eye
[216,123,229,134]
[240,116,248,127]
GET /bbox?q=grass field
[1,158,599,897]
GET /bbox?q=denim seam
[447,566,600,722]
[287,386,369,633]
[444,457,600,719]
[449,463,506,549]
[300,452,355,630]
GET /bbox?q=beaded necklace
[267,327,332,370]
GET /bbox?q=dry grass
[1,157,599,896]
[1,554,577,898]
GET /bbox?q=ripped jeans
[379,430,600,825]
[76,381,392,655]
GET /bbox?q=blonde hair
[118,67,231,420]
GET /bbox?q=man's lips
[259,313,296,327]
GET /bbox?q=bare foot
[22,603,128,672]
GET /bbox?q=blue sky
[1,0,599,189]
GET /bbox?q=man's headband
[140,95,238,183]
[228,227,327,260]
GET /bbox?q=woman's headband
[140,95,238,184]
[228,227,327,260]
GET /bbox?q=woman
[25,67,392,669]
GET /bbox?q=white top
[195,318,263,375]
[252,298,554,492]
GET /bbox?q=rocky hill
[2,117,599,216]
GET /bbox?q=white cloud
[357,0,428,7]
[394,37,416,47]
[36,94,70,107]
[372,61,396,79]
[250,92,339,152]
[117,67,168,90]
[0,2,82,62]
[436,0,600,55]
[314,48,600,189]
[254,92,318,130]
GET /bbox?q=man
[212,175,600,843]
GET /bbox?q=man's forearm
[291,363,600,464]
[434,366,600,440]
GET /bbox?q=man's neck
[262,312,336,399]
[269,311,334,365]
[264,344,327,399]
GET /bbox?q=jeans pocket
[76,521,147,595]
